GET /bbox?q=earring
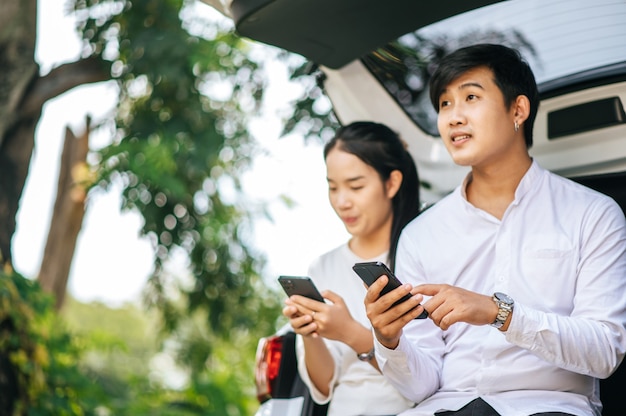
[514,121,519,132]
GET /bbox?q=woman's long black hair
[323,121,421,270]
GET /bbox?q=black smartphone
[278,276,325,303]
[352,261,428,319]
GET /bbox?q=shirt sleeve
[506,197,626,378]
[373,228,444,403]
[295,334,342,404]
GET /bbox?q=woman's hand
[282,296,320,337]
[312,290,361,343]
[283,290,361,344]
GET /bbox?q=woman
[283,121,421,416]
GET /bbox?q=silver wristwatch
[490,292,514,329]
[357,347,375,362]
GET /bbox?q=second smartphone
[352,261,428,319]
[278,275,325,303]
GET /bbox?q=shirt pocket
[519,235,577,308]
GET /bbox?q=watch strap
[491,292,513,329]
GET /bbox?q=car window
[361,0,626,136]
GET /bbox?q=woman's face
[325,147,394,241]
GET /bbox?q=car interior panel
[229,0,503,69]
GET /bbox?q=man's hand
[364,275,425,349]
[416,284,498,330]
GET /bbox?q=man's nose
[448,105,467,126]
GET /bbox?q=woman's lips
[342,216,357,225]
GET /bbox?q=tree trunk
[0,0,39,267]
[1,0,110,272]
[38,118,91,310]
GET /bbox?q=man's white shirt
[376,161,626,416]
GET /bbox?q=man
[364,44,626,415]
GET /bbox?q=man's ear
[386,170,403,199]
[514,95,531,125]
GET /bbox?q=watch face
[495,292,514,304]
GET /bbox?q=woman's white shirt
[296,243,415,416]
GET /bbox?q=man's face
[436,66,521,170]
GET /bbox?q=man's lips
[451,133,471,143]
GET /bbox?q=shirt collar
[512,159,541,207]
[459,159,541,207]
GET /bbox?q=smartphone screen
[352,261,428,319]
[278,276,325,303]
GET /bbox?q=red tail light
[254,335,283,403]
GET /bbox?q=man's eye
[467,94,477,101]
[351,186,364,191]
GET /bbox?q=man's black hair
[429,43,539,148]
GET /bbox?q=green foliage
[0,270,110,415]
[62,0,336,413]
[61,297,262,415]
[0,270,268,414]
[72,0,282,340]
[61,297,159,383]
[280,58,340,142]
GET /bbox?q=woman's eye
[439,100,450,109]
[467,94,477,101]
[351,186,364,191]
